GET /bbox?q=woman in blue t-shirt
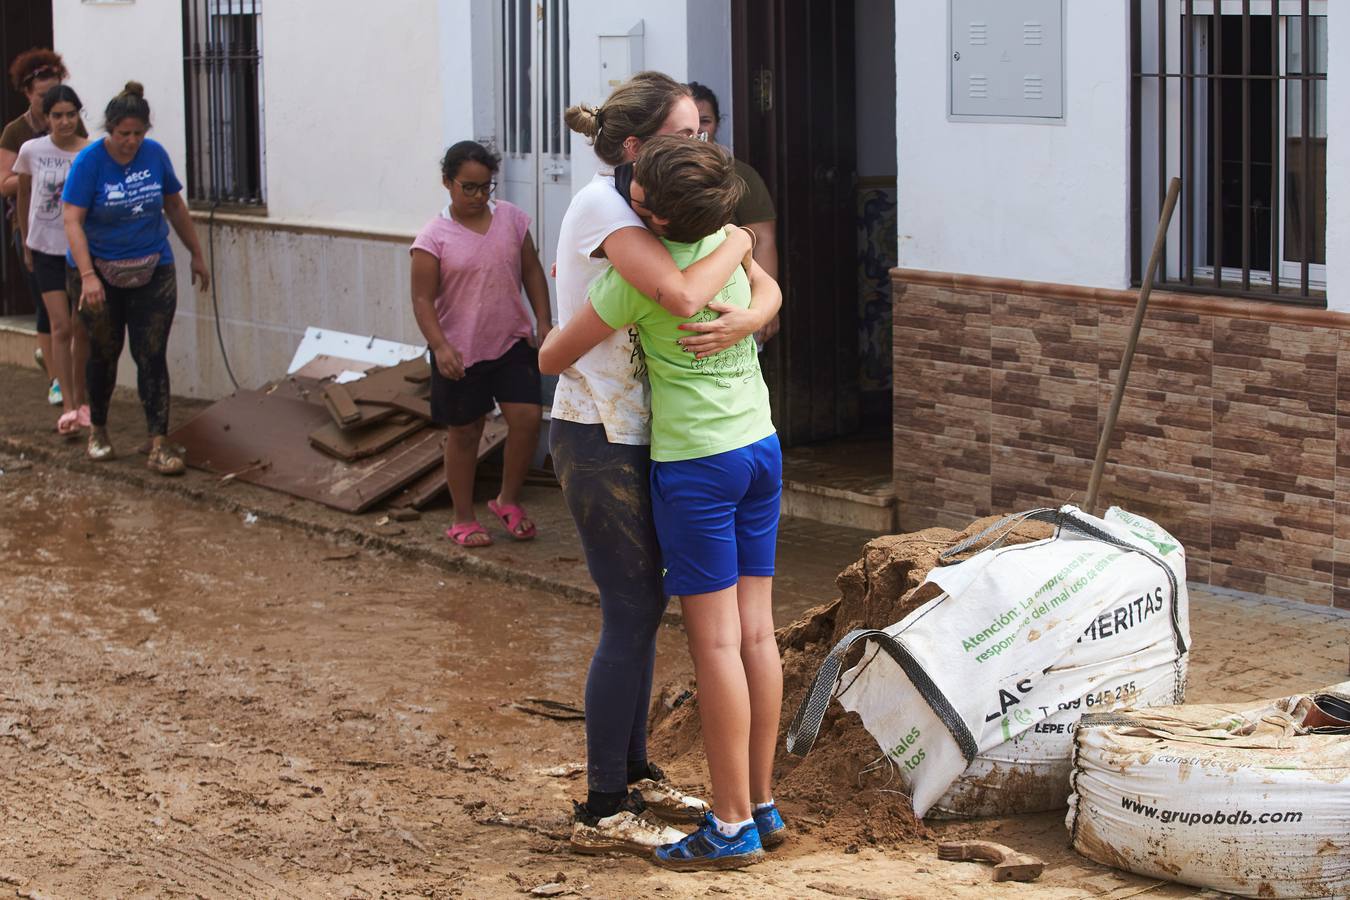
[63,81,209,474]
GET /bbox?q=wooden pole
[1085,177,1182,514]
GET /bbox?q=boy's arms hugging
[540,249,779,376]
[539,300,617,376]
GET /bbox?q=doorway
[732,0,860,448]
[0,1,53,317]
[730,0,897,521]
[498,0,571,321]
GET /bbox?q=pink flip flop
[446,521,493,547]
[56,409,80,437]
[487,499,537,541]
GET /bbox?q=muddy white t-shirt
[552,171,651,445]
[13,135,79,256]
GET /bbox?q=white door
[500,0,570,322]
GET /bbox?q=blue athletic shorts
[649,433,782,596]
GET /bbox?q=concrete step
[778,433,897,534]
[780,477,897,533]
[0,315,38,370]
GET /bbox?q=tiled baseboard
[892,268,1350,609]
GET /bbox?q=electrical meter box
[949,0,1064,122]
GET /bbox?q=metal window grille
[1131,1,1326,304]
[182,0,264,206]
[502,0,569,158]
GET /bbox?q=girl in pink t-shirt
[410,141,551,547]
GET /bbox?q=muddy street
[0,457,1339,899]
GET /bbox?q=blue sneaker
[753,803,787,848]
[653,813,764,871]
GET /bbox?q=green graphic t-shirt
[589,229,774,462]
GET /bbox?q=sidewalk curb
[1,433,601,606]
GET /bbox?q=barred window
[182,0,264,207]
[502,0,569,159]
[1132,1,1326,304]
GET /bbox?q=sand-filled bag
[786,506,1189,818]
[1066,685,1350,899]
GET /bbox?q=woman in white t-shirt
[15,84,90,435]
[551,70,781,859]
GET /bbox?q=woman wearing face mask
[551,70,780,859]
[63,81,210,473]
[0,48,87,406]
[15,84,91,436]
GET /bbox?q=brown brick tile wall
[893,275,1350,609]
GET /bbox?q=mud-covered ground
[0,458,1341,898]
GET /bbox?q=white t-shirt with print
[13,135,79,256]
[552,171,652,445]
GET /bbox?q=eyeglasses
[452,179,497,197]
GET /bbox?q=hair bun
[122,80,145,98]
[564,103,600,138]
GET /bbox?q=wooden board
[344,386,433,421]
[309,417,426,462]
[169,390,443,513]
[321,383,363,425]
[291,353,377,381]
[381,411,509,511]
[320,358,432,430]
[343,358,432,404]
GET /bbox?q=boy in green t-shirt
[540,136,785,870]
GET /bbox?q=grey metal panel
[950,0,1064,120]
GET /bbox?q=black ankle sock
[627,760,658,784]
[585,789,628,819]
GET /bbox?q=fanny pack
[94,253,161,288]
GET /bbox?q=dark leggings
[72,264,177,434]
[14,230,48,334]
[550,418,668,794]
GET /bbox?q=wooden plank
[168,390,443,513]
[309,417,426,462]
[322,383,363,425]
[260,375,326,405]
[291,353,376,381]
[349,387,433,421]
[398,464,448,510]
[380,411,508,511]
[343,359,432,405]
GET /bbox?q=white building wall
[51,1,187,173]
[567,1,690,188]
[687,0,733,144]
[263,0,459,232]
[895,0,1132,289]
[51,1,484,399]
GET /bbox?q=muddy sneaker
[570,789,687,858]
[86,426,114,462]
[146,442,186,476]
[753,803,787,848]
[653,813,764,872]
[631,763,709,824]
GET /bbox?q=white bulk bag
[1067,686,1350,899]
[786,506,1189,819]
